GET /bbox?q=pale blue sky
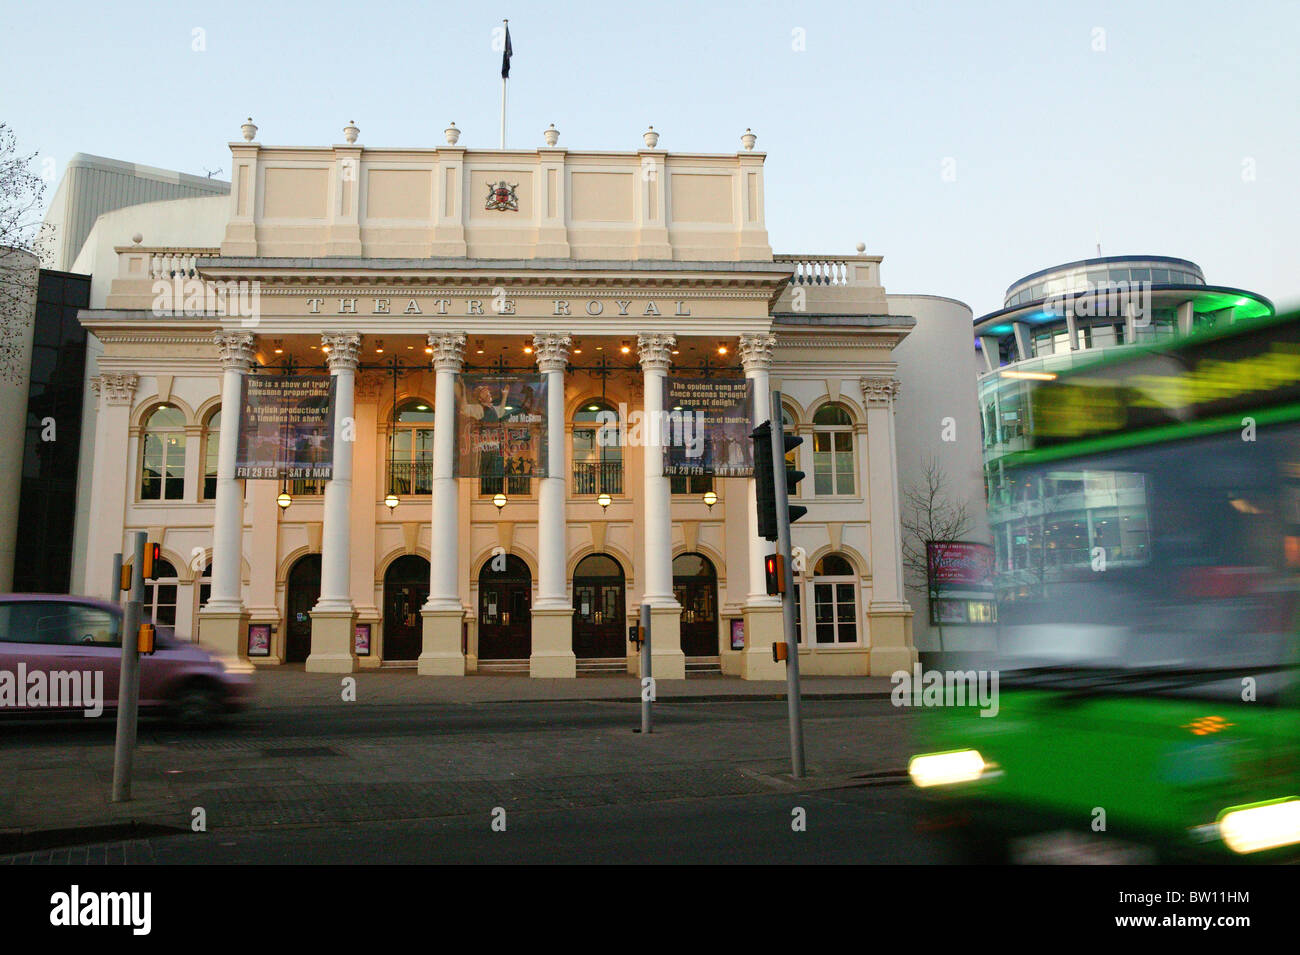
[5,0,1297,314]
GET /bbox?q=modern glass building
[973,255,1273,599]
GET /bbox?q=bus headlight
[1217,798,1300,854]
[909,749,988,788]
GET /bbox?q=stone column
[530,333,576,677]
[738,332,785,679]
[861,376,915,674]
[637,333,685,679]
[419,332,467,675]
[84,373,139,602]
[199,332,254,668]
[307,331,361,673]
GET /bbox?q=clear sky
[4,0,1297,315]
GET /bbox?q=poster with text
[234,375,336,480]
[454,374,548,478]
[662,377,754,477]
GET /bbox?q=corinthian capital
[91,373,140,406]
[860,376,901,407]
[322,332,362,371]
[427,332,467,371]
[532,333,572,372]
[213,330,256,370]
[636,332,676,371]
[738,332,776,372]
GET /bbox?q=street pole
[110,552,122,603]
[639,602,653,734]
[770,393,806,778]
[111,531,146,802]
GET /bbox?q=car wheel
[172,682,224,728]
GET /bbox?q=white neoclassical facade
[71,123,968,679]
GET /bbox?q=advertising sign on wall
[455,374,548,478]
[234,375,336,480]
[662,377,754,477]
[926,540,997,626]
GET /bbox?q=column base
[418,607,466,676]
[648,605,685,680]
[196,608,253,673]
[868,604,917,676]
[306,609,358,673]
[530,607,576,678]
[740,603,786,681]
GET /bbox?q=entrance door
[383,555,429,661]
[572,553,626,658]
[674,552,719,656]
[285,554,321,663]
[478,555,531,659]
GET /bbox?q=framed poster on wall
[354,623,371,657]
[247,624,271,657]
[730,618,745,651]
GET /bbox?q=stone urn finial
[132,233,143,245]
[241,117,257,141]
[643,125,659,148]
[856,242,866,253]
[543,124,560,147]
[445,122,461,145]
[741,128,757,151]
[343,120,359,144]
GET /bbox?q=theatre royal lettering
[303,297,694,317]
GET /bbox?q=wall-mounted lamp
[277,491,292,510]
[597,492,612,512]
[384,491,399,511]
[703,490,717,511]
[493,493,508,512]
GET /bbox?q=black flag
[501,23,512,78]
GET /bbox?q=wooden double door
[674,552,719,656]
[285,554,321,663]
[573,553,626,658]
[478,555,532,659]
[383,555,429,661]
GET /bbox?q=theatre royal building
[66,120,986,679]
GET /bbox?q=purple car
[0,594,253,726]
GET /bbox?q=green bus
[911,309,1300,863]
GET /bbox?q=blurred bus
[911,309,1300,863]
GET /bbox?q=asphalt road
[1,696,944,864]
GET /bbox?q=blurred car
[0,594,252,726]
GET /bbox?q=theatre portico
[74,124,938,680]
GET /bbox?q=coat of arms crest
[485,181,519,212]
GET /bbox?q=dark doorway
[478,555,531,659]
[573,553,626,658]
[674,552,719,656]
[383,555,429,661]
[285,554,322,663]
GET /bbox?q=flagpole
[500,18,508,148]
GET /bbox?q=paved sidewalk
[246,666,895,707]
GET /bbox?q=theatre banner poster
[926,540,997,626]
[234,375,336,480]
[455,374,548,479]
[662,377,754,477]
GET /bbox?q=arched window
[141,405,186,500]
[812,553,858,645]
[812,403,855,496]
[144,559,179,632]
[573,399,623,496]
[201,409,220,500]
[390,397,435,495]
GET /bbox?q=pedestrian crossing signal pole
[752,394,807,778]
[112,531,147,802]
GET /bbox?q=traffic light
[752,421,777,540]
[141,542,161,580]
[764,553,786,595]
[783,431,807,526]
[751,419,808,542]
